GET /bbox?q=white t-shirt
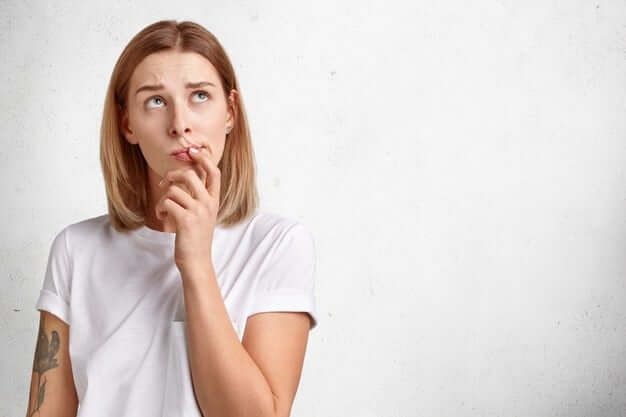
[35,209,318,416]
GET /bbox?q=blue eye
[193,90,210,102]
[147,96,164,108]
[145,91,210,109]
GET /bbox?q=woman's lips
[173,151,192,161]
[172,145,202,161]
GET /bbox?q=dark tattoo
[29,314,60,416]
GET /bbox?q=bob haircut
[100,20,259,232]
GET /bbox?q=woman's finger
[188,146,221,199]
[160,168,207,203]
[160,197,185,224]
[155,183,195,219]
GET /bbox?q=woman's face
[120,49,235,184]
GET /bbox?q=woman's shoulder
[60,213,109,235]
[54,213,110,249]
[245,209,311,239]
[241,210,315,259]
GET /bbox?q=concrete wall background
[1,1,625,416]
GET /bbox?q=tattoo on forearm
[29,314,60,416]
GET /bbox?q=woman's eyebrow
[135,81,216,96]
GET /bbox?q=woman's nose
[168,101,191,138]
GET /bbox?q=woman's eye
[146,96,164,108]
[193,90,210,102]
[145,91,209,108]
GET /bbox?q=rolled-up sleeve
[35,227,72,325]
[247,222,319,331]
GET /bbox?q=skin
[25,312,78,416]
[120,49,237,235]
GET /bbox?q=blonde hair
[100,20,259,232]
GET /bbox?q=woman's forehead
[131,50,220,89]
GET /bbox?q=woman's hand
[155,146,221,277]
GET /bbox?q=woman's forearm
[181,264,276,417]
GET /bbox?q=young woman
[26,20,318,417]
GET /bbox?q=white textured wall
[2,1,625,416]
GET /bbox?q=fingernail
[189,147,199,153]
[158,178,165,187]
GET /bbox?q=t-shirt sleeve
[247,222,319,331]
[35,227,72,326]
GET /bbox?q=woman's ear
[226,89,238,129]
[119,108,137,144]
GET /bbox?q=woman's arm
[25,311,78,417]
